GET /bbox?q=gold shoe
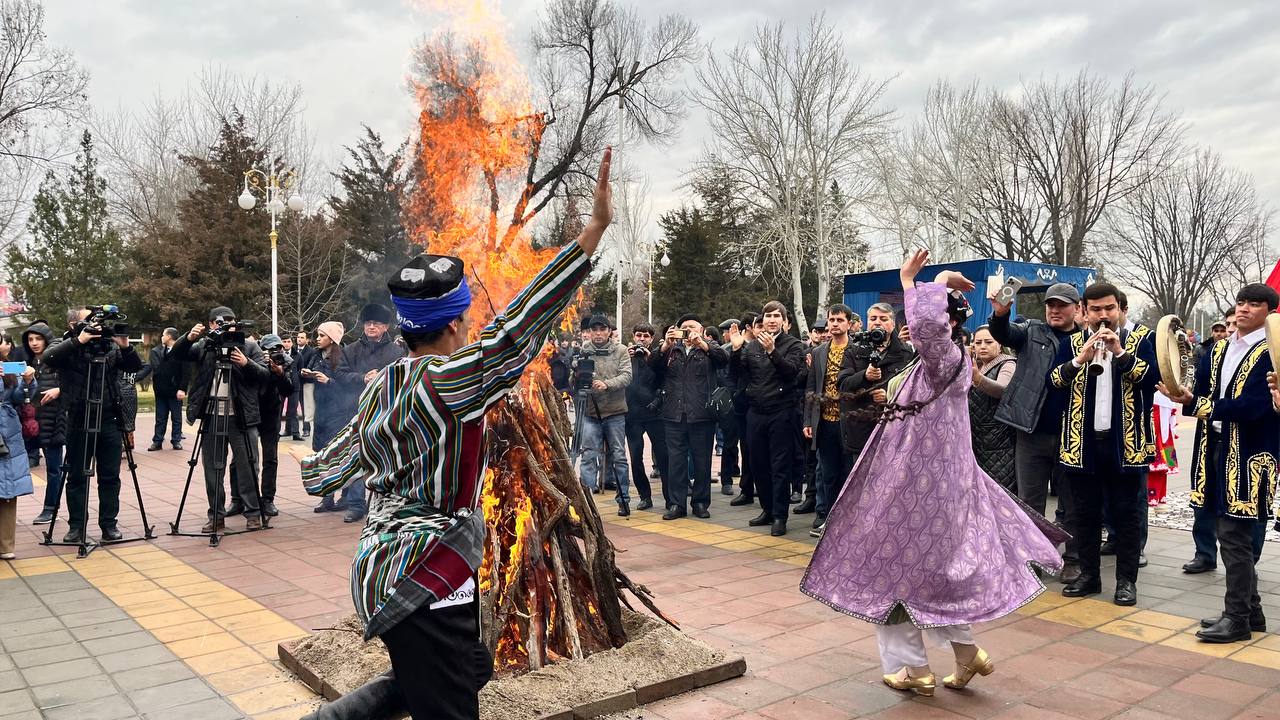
[882,670,936,696]
[943,648,995,690]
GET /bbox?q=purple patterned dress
[801,282,1066,628]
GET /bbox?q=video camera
[267,345,293,369]
[74,304,129,353]
[851,327,890,368]
[570,346,610,391]
[207,317,255,357]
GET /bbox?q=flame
[406,0,611,675]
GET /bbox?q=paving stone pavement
[0,411,1277,719]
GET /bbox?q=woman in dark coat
[967,326,1017,491]
[305,321,360,513]
[22,323,66,525]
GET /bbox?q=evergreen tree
[5,130,127,323]
[125,113,274,329]
[330,126,413,312]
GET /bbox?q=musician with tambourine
[1157,282,1279,644]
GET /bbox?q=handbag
[19,401,38,440]
[704,361,735,422]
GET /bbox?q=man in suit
[1050,283,1159,606]
[1162,283,1278,642]
[139,328,189,451]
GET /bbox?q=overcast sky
[44,0,1280,248]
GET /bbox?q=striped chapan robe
[302,242,590,639]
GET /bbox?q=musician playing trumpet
[1048,283,1158,607]
[1159,283,1278,644]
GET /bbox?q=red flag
[1267,257,1280,293]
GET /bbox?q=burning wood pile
[480,373,671,673]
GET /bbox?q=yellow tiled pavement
[602,509,1280,671]
[6,544,322,718]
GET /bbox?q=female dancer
[802,250,1065,695]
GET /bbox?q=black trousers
[201,422,260,519]
[1219,515,1263,623]
[284,391,301,436]
[305,601,492,720]
[815,419,851,518]
[64,408,124,531]
[746,407,795,521]
[665,419,716,510]
[718,414,741,485]
[1067,433,1144,583]
[624,417,664,503]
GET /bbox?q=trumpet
[1088,320,1111,377]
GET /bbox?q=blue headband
[392,278,472,333]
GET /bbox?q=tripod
[168,346,270,547]
[42,346,156,558]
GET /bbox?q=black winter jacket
[836,333,915,454]
[987,313,1079,434]
[136,343,192,398]
[43,333,144,426]
[652,342,729,423]
[728,332,806,414]
[22,323,65,448]
[171,334,271,427]
[258,365,297,440]
[335,334,405,389]
[625,347,662,421]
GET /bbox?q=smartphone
[2,361,27,375]
[995,276,1023,305]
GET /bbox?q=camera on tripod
[572,355,596,391]
[851,327,890,367]
[207,317,255,357]
[75,304,128,352]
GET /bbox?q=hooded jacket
[22,322,65,448]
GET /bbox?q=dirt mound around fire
[282,611,743,720]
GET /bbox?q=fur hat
[359,303,395,325]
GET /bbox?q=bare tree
[1107,148,1269,319]
[408,0,698,256]
[92,67,307,236]
[692,15,891,332]
[1207,204,1275,314]
[992,70,1183,265]
[0,0,87,249]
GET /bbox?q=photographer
[837,302,914,482]
[172,306,270,532]
[44,306,144,543]
[575,314,633,516]
[230,334,296,518]
[653,315,728,520]
[624,323,664,512]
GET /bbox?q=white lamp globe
[268,197,285,213]
[659,252,671,267]
[238,191,256,210]
[287,194,305,212]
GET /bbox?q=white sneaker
[0,552,15,560]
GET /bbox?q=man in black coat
[837,302,915,465]
[280,334,304,440]
[295,329,316,437]
[624,322,664,512]
[229,334,297,519]
[44,307,145,543]
[332,303,406,522]
[171,306,271,532]
[138,328,191,452]
[727,301,806,536]
[23,321,67,525]
[653,315,728,520]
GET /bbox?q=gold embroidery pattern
[1238,454,1276,516]
[1225,343,1268,517]
[1059,333,1086,468]
[1189,340,1227,508]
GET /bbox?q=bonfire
[399,1,671,674]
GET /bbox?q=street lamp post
[237,168,304,336]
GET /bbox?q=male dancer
[302,150,612,720]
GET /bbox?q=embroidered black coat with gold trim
[1048,324,1159,473]
[1184,338,1278,521]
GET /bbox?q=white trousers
[875,623,975,673]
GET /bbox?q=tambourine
[1266,313,1280,377]
[1155,314,1196,395]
